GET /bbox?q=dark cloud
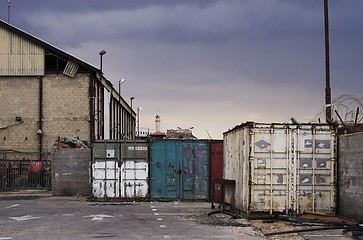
[1,0,362,138]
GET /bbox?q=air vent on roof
[63,60,79,78]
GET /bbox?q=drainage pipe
[38,76,43,161]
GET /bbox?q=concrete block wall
[0,77,40,151]
[338,132,363,221]
[42,73,90,151]
[0,73,91,153]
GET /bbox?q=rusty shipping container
[150,139,209,201]
[209,140,224,202]
[223,122,336,215]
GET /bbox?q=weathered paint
[223,122,336,215]
[209,140,224,201]
[92,140,149,199]
[150,139,209,201]
[338,132,363,221]
[52,148,91,196]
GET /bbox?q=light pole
[137,107,142,138]
[119,78,126,95]
[99,50,106,72]
[130,97,134,109]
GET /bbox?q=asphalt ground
[0,191,358,240]
[0,193,263,240]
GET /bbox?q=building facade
[0,20,136,157]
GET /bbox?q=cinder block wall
[0,77,40,151]
[0,73,90,153]
[43,73,90,151]
[338,132,363,221]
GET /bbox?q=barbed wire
[311,94,363,126]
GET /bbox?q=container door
[150,140,209,201]
[121,142,149,199]
[92,141,120,198]
[250,125,290,214]
[210,141,223,201]
[150,140,179,199]
[295,126,336,214]
[181,141,209,200]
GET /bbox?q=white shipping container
[223,122,336,215]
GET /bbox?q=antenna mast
[205,129,212,139]
[324,0,332,123]
[8,0,11,23]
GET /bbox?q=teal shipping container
[150,139,209,201]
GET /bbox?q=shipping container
[223,122,336,215]
[209,140,224,202]
[92,140,149,199]
[150,139,209,201]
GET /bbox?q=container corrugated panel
[92,140,149,199]
[223,122,336,215]
[0,26,44,76]
[150,139,209,201]
[209,140,224,201]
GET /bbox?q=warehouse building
[0,19,135,157]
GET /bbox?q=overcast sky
[1,0,362,139]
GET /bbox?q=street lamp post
[137,107,142,138]
[99,50,106,72]
[119,78,126,95]
[130,97,134,109]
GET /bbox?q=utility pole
[324,0,332,123]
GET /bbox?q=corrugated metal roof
[63,60,79,78]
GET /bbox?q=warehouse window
[45,51,67,72]
[44,50,87,74]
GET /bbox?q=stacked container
[223,122,336,215]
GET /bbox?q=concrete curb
[0,190,52,200]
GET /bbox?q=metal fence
[0,151,51,191]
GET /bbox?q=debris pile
[53,137,89,149]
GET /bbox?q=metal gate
[92,140,149,199]
[150,139,209,201]
[0,151,51,191]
